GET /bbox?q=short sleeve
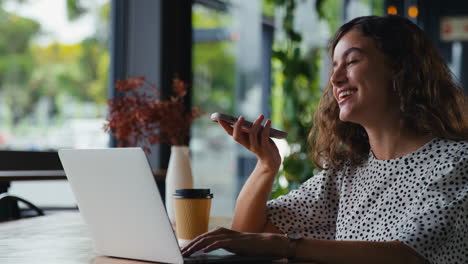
[266,168,342,239]
[398,152,468,264]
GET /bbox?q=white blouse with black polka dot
[267,138,468,264]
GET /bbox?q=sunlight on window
[0,0,109,151]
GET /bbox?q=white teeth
[339,90,356,100]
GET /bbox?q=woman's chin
[338,112,362,125]
[338,111,352,122]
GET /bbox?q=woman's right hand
[218,115,281,174]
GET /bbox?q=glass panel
[191,2,237,217]
[2,0,110,207]
[191,1,266,217]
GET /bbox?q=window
[191,1,268,217]
[1,0,110,208]
[191,1,237,217]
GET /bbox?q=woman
[182,15,468,264]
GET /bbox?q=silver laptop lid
[59,148,183,264]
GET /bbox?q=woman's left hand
[181,227,288,257]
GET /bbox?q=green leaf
[315,0,326,19]
[272,50,287,61]
[66,0,87,21]
[269,0,330,196]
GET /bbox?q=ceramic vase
[165,145,193,224]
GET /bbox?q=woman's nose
[330,66,347,87]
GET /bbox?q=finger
[261,119,271,147]
[218,120,233,136]
[182,228,230,255]
[232,116,249,145]
[202,239,231,253]
[181,229,217,253]
[249,115,264,149]
[208,226,230,234]
[182,234,225,257]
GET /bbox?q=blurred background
[1,0,467,218]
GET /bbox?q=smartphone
[210,112,288,139]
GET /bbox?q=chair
[0,193,44,222]
[0,150,64,222]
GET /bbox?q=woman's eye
[346,60,358,65]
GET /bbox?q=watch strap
[285,233,303,260]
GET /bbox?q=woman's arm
[182,229,427,264]
[216,115,282,233]
[295,238,427,264]
[231,161,281,233]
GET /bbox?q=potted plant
[104,76,203,223]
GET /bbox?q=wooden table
[0,212,236,264]
[0,213,95,264]
[0,213,318,264]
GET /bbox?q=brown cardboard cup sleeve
[173,189,213,240]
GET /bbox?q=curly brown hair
[309,15,468,170]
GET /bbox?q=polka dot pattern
[267,138,468,264]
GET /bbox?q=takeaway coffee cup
[173,189,213,240]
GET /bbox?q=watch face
[287,233,303,240]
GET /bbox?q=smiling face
[331,29,398,127]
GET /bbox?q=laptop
[59,148,281,264]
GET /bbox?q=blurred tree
[29,39,108,105]
[192,42,236,114]
[0,7,40,124]
[66,0,87,21]
[192,5,236,114]
[0,0,109,131]
[359,0,384,16]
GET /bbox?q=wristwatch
[285,233,303,260]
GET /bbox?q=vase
[165,145,194,224]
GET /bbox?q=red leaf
[104,75,204,150]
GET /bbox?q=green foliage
[193,5,231,29]
[262,0,276,18]
[192,5,236,114]
[319,0,341,33]
[0,1,110,127]
[28,40,108,105]
[269,0,335,198]
[369,0,384,16]
[193,42,236,114]
[0,8,40,124]
[66,0,87,21]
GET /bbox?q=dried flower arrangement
[104,76,203,151]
